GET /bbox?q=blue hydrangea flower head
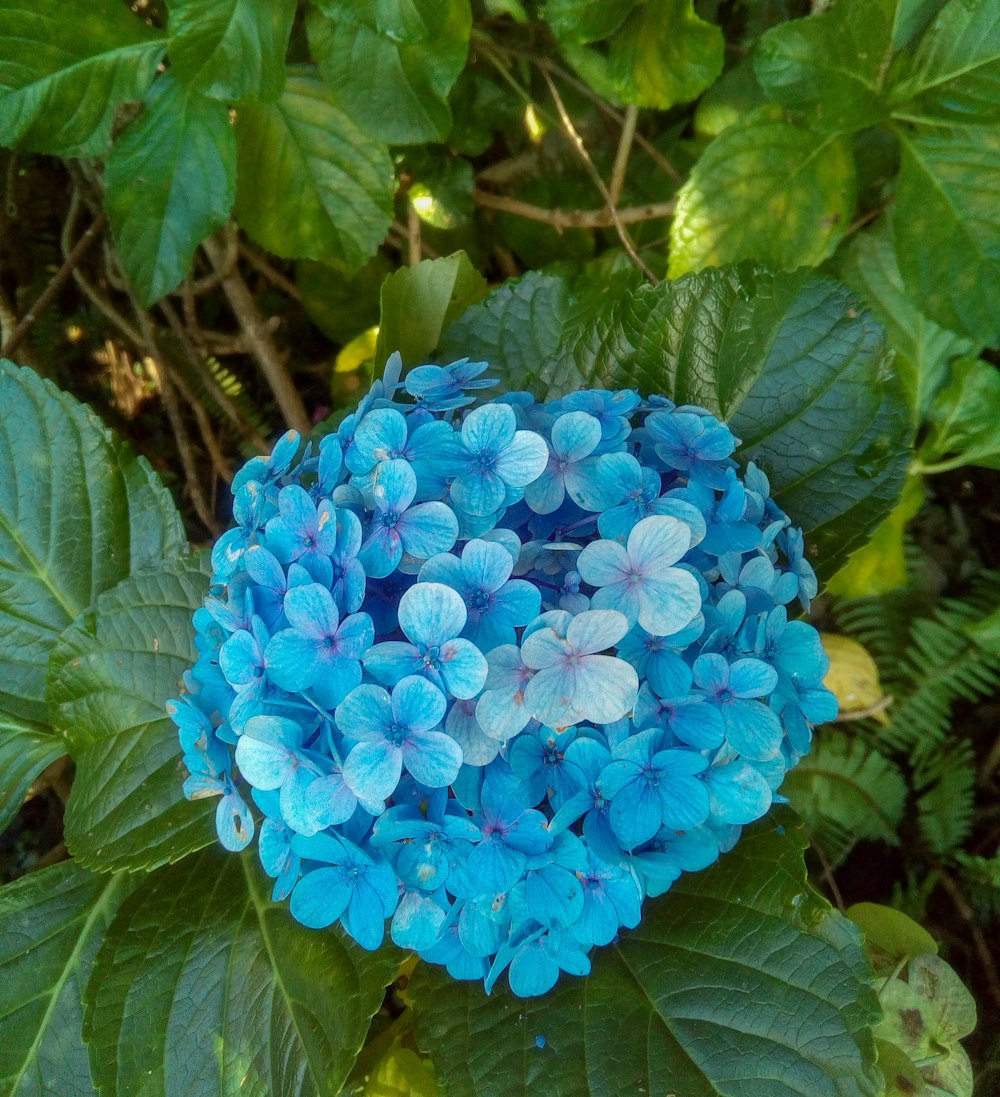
[169,357,835,998]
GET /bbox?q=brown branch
[935,866,1000,1014]
[473,189,675,231]
[202,232,310,435]
[0,211,107,358]
[609,104,638,209]
[540,70,656,282]
[406,200,422,267]
[238,240,301,301]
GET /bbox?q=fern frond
[914,739,976,856]
[784,730,908,867]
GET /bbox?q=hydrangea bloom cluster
[169,354,836,997]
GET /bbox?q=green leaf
[443,263,911,578]
[105,73,237,306]
[84,848,401,1097]
[0,362,185,727]
[669,106,856,277]
[783,730,908,865]
[297,253,394,345]
[541,0,643,44]
[889,0,1000,124]
[0,862,131,1097]
[167,0,296,102]
[604,0,724,110]
[555,0,723,110]
[47,554,215,873]
[839,216,974,423]
[0,716,63,834]
[375,252,488,371]
[234,67,394,270]
[918,357,1000,472]
[846,903,939,968]
[0,0,164,156]
[754,0,895,133]
[412,813,882,1097]
[307,0,471,144]
[894,126,1000,345]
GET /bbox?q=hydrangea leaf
[83,848,401,1097]
[307,0,471,144]
[442,263,910,579]
[541,0,642,44]
[784,731,907,865]
[105,72,237,306]
[0,362,185,728]
[46,554,215,874]
[917,357,1000,472]
[0,716,63,835]
[298,253,394,346]
[0,862,132,1097]
[754,0,895,133]
[375,253,487,371]
[669,105,856,277]
[0,0,164,157]
[888,0,1000,124]
[167,0,296,102]
[894,125,1000,345]
[411,813,882,1097]
[234,67,394,270]
[839,215,975,423]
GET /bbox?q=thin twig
[473,189,675,230]
[935,867,1000,1013]
[390,222,440,259]
[202,231,310,435]
[812,839,846,912]
[157,298,269,451]
[128,292,220,534]
[406,200,422,266]
[609,104,639,209]
[166,363,233,485]
[831,695,894,723]
[0,211,108,358]
[539,70,657,282]
[238,240,301,301]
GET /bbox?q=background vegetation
[0,0,998,1094]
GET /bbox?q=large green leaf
[0,362,185,727]
[308,0,471,145]
[0,716,63,834]
[889,0,1000,124]
[839,215,974,422]
[376,253,488,371]
[0,0,163,156]
[0,862,131,1097]
[918,357,1000,472]
[84,848,401,1097]
[105,73,237,306]
[754,0,895,132]
[669,106,856,277]
[894,125,1000,345]
[411,814,882,1097]
[168,0,296,102]
[442,263,910,579]
[234,68,394,270]
[47,554,215,874]
[541,0,642,44]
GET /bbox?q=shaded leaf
[376,253,487,371]
[894,126,1000,345]
[308,0,471,144]
[0,361,185,727]
[412,813,882,1097]
[0,0,163,156]
[918,357,1000,472]
[84,848,401,1097]
[0,716,63,835]
[754,0,895,132]
[839,216,974,423]
[0,862,131,1097]
[669,106,856,277]
[889,0,1000,124]
[167,0,296,102]
[47,554,215,874]
[846,903,938,969]
[541,0,642,44]
[821,634,890,719]
[297,254,393,345]
[234,68,394,270]
[105,72,237,306]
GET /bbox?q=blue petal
[438,638,489,699]
[284,583,339,639]
[723,699,784,761]
[265,629,320,691]
[398,582,466,646]
[706,761,772,825]
[551,411,601,462]
[496,430,549,487]
[397,502,459,560]
[461,403,516,454]
[393,674,447,733]
[216,790,254,851]
[336,683,392,740]
[290,867,353,928]
[343,739,402,802]
[609,779,662,848]
[403,729,464,787]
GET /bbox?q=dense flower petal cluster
[169,354,835,997]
